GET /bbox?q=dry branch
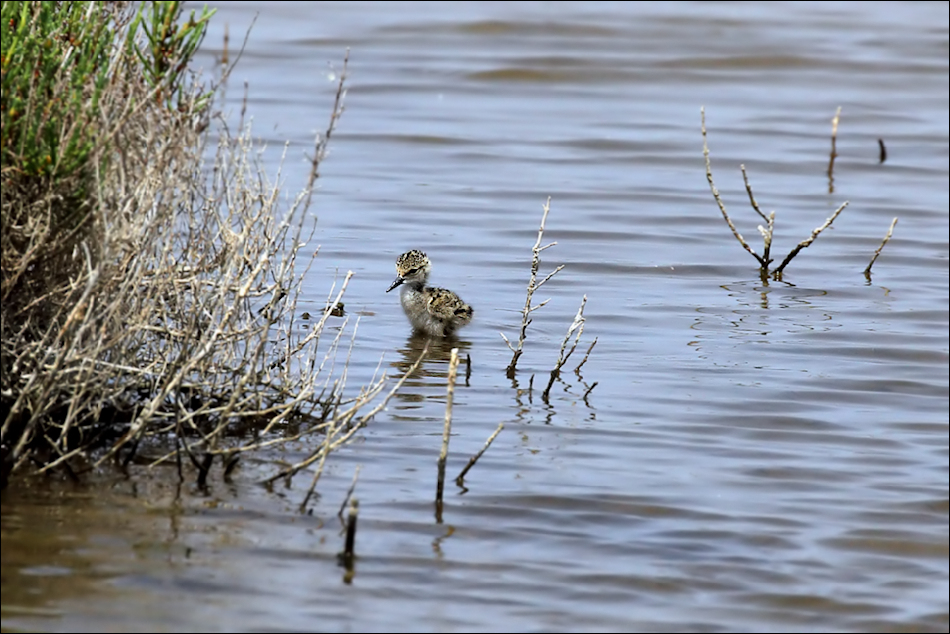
[741,165,775,267]
[701,107,853,279]
[574,337,597,376]
[436,348,460,515]
[772,201,849,276]
[864,217,898,278]
[0,30,383,494]
[542,295,588,401]
[701,107,769,269]
[501,197,564,378]
[455,422,504,485]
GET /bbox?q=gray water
[2,1,948,632]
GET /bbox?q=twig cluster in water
[542,295,589,402]
[701,107,896,280]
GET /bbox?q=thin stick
[701,108,768,269]
[574,336,597,376]
[827,106,842,190]
[741,165,774,267]
[878,138,887,164]
[864,217,898,277]
[501,197,564,378]
[740,164,769,223]
[436,348,460,514]
[543,295,587,401]
[455,423,504,485]
[772,201,849,276]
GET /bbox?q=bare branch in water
[864,217,898,279]
[436,348,460,521]
[543,295,588,402]
[772,201,849,277]
[455,423,504,486]
[501,197,564,378]
[741,165,774,268]
[701,107,769,269]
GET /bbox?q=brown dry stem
[701,107,769,269]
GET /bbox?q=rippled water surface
[3,1,948,631]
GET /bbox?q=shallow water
[2,1,948,631]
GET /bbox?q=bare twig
[436,348,460,516]
[703,108,853,279]
[701,107,768,269]
[878,139,887,164]
[574,337,597,376]
[455,423,504,485]
[864,217,898,278]
[501,197,564,378]
[772,201,850,276]
[542,295,587,401]
[741,165,774,267]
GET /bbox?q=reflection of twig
[878,139,887,164]
[701,108,768,269]
[864,217,898,278]
[455,423,504,485]
[501,198,564,378]
[543,296,587,401]
[773,202,849,276]
[436,348,460,516]
[582,382,598,404]
[827,106,841,193]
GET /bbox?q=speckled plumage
[386,250,473,337]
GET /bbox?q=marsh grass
[0,3,392,489]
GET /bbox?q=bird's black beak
[386,277,404,293]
